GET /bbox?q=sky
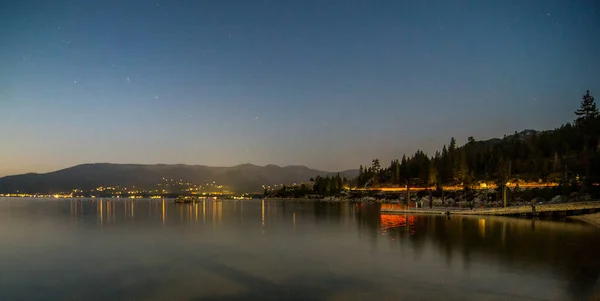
[1,0,599,176]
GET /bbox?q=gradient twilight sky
[1,0,599,176]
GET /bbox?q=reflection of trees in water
[353,203,382,251]
[366,212,600,301]
[312,202,343,224]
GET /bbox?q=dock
[380,201,600,217]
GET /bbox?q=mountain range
[0,163,359,194]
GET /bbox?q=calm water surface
[1,198,599,301]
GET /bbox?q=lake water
[1,198,599,301]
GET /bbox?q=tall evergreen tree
[428,160,438,186]
[371,159,380,172]
[371,159,380,186]
[449,137,457,152]
[575,90,598,124]
[457,150,470,184]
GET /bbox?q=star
[255,116,259,120]
[74,80,78,84]
[126,77,130,82]
[155,96,159,99]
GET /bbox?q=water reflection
[378,213,600,300]
[161,199,165,226]
[478,218,485,238]
[1,198,599,301]
[98,199,103,224]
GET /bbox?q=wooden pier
[380,201,600,217]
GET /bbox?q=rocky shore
[316,189,595,209]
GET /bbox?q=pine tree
[371,159,380,172]
[449,137,457,152]
[458,150,469,184]
[371,159,380,186]
[400,155,408,181]
[428,160,438,186]
[395,160,400,185]
[575,90,598,124]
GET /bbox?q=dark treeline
[266,174,347,198]
[357,91,600,189]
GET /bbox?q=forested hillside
[357,91,600,189]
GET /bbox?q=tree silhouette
[371,159,380,172]
[575,90,598,125]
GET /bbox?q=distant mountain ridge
[0,163,359,194]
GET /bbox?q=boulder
[549,195,566,204]
[580,194,592,201]
[530,197,545,204]
[567,193,590,203]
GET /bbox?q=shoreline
[568,212,600,228]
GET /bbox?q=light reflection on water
[0,197,599,301]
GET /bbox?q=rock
[549,195,566,204]
[530,197,545,204]
[566,193,591,203]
